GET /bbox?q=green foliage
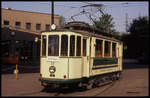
[112,32,121,40]
[93,13,115,33]
[122,16,149,58]
[129,16,149,37]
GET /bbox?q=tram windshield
[41,34,82,57]
[48,35,59,56]
[61,35,68,56]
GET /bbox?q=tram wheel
[86,79,94,90]
[116,72,121,80]
[86,83,93,90]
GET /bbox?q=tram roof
[64,21,122,42]
[42,21,122,43]
[44,28,121,43]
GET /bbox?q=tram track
[93,81,115,96]
[93,78,122,96]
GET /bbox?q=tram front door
[82,37,90,77]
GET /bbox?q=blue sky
[1,1,149,33]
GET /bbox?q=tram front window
[42,35,46,56]
[61,35,68,56]
[48,35,59,56]
[76,36,81,56]
[83,39,87,56]
[70,35,75,56]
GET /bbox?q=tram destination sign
[47,57,59,62]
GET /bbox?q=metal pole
[51,1,54,25]
[126,13,128,32]
[16,64,18,80]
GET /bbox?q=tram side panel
[69,58,82,79]
[89,38,122,77]
[90,57,121,77]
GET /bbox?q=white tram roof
[42,29,122,43]
[41,21,122,43]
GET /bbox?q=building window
[70,35,75,56]
[26,23,31,30]
[4,20,9,27]
[48,35,59,56]
[36,24,41,30]
[61,35,68,56]
[42,35,47,56]
[95,39,103,57]
[15,22,21,28]
[83,39,87,56]
[104,41,111,57]
[112,43,116,57]
[76,36,81,56]
[45,24,50,31]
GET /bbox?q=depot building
[1,8,60,65]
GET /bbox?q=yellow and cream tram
[39,22,123,89]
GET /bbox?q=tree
[93,13,115,34]
[111,30,122,40]
[123,16,149,58]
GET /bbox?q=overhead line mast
[51,1,54,25]
[51,1,56,30]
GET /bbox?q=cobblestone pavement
[1,64,149,97]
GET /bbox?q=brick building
[1,8,60,65]
[1,8,60,34]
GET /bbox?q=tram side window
[76,36,81,56]
[112,43,116,57]
[70,35,75,56]
[83,39,87,56]
[95,39,103,57]
[48,35,59,56]
[61,35,68,56]
[42,35,47,56]
[104,41,111,57]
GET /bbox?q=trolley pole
[51,1,54,25]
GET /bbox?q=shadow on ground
[123,63,149,69]
[41,85,88,94]
[40,81,113,95]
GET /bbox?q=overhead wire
[3,2,146,28]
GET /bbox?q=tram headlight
[49,66,56,73]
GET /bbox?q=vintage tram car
[39,22,123,89]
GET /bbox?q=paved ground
[1,63,149,97]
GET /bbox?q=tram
[39,22,123,89]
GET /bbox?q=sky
[1,1,149,34]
